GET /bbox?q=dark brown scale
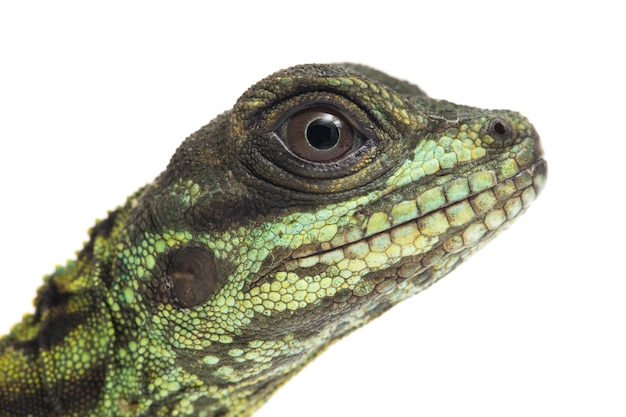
[167,247,218,308]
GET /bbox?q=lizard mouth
[287,159,547,270]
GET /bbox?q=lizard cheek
[167,247,218,308]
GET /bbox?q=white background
[0,2,623,416]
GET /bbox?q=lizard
[0,63,547,417]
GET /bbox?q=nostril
[488,118,513,141]
[493,121,507,135]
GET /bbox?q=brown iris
[284,106,357,162]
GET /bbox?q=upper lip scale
[292,159,545,260]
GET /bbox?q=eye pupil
[307,117,341,150]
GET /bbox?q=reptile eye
[488,118,513,140]
[281,106,362,162]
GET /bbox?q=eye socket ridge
[275,105,368,163]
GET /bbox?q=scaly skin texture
[0,64,547,416]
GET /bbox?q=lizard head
[116,64,546,414]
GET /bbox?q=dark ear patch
[167,246,217,308]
